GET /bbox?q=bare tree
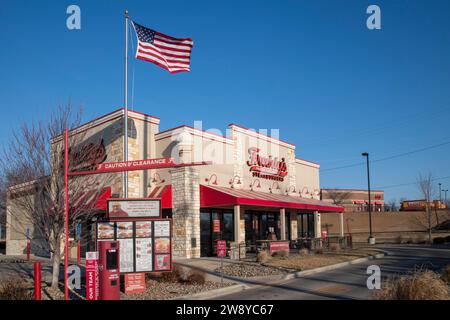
[386,199,398,212]
[1,104,113,288]
[0,176,6,239]
[323,189,352,206]
[416,173,435,243]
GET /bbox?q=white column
[339,213,344,237]
[280,208,286,240]
[234,205,241,242]
[314,211,321,238]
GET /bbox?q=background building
[321,188,385,212]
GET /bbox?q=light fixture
[205,174,218,185]
[229,175,242,188]
[269,182,281,193]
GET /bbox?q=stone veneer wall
[127,137,141,198]
[170,167,201,258]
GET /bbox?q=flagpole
[124,9,129,198]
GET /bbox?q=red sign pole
[64,128,69,301]
[77,240,81,265]
[26,240,30,261]
[34,262,41,300]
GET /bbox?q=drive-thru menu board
[116,222,134,273]
[153,221,171,271]
[96,219,172,273]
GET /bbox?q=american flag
[131,21,193,74]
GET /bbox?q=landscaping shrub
[159,265,183,283]
[272,250,289,259]
[433,237,446,245]
[314,248,324,255]
[0,279,33,300]
[441,265,450,284]
[395,235,403,244]
[374,269,450,300]
[298,248,309,256]
[257,250,271,263]
[184,269,206,285]
[329,243,341,252]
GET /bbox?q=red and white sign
[213,220,221,233]
[96,157,176,173]
[85,251,99,300]
[269,241,289,255]
[108,199,161,218]
[217,240,227,257]
[124,273,146,295]
[247,147,288,181]
[321,231,328,239]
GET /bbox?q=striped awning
[200,185,344,213]
[147,185,172,209]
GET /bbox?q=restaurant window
[297,212,315,238]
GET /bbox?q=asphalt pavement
[214,244,450,300]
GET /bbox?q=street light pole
[362,152,375,244]
[439,183,442,202]
[443,189,448,206]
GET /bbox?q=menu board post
[217,240,227,287]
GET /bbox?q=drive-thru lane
[214,245,450,300]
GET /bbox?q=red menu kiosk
[98,241,120,300]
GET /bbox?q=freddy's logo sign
[61,139,107,172]
[247,147,288,181]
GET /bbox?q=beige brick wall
[170,167,201,258]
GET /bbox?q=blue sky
[1,0,449,203]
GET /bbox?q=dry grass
[314,248,324,255]
[156,265,206,285]
[441,265,450,284]
[257,250,271,263]
[329,243,341,252]
[298,248,309,256]
[273,250,289,258]
[0,278,33,300]
[374,269,450,300]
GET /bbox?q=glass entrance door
[200,211,212,257]
[200,209,234,257]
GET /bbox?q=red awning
[147,185,172,209]
[200,185,344,213]
[71,187,111,211]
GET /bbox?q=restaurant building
[6,108,344,258]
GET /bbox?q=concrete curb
[174,283,249,300]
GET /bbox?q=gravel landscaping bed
[214,263,285,278]
[123,279,233,300]
[263,249,381,271]
[38,279,234,300]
